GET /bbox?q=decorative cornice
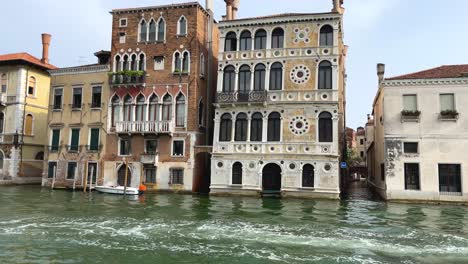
[49,64,109,76]
[219,14,341,29]
[383,77,468,87]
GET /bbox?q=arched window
[318,61,332,89]
[223,65,235,92]
[235,113,247,141]
[1,73,7,93]
[198,100,204,127]
[135,94,146,122]
[123,55,129,71]
[302,164,315,187]
[130,54,137,71]
[139,20,147,42]
[114,55,121,71]
[318,112,333,142]
[239,31,252,51]
[182,51,190,73]
[238,65,251,94]
[139,54,145,71]
[173,52,181,72]
[232,162,243,185]
[254,64,266,91]
[28,76,36,96]
[254,29,267,50]
[224,32,237,52]
[35,151,44,160]
[176,94,186,127]
[267,112,281,142]
[271,28,284,49]
[111,95,120,127]
[250,112,263,142]
[24,114,33,135]
[178,16,187,35]
[219,113,232,142]
[162,94,172,121]
[320,25,334,46]
[148,19,156,41]
[148,94,158,121]
[123,95,132,122]
[0,112,4,134]
[157,18,166,41]
[269,62,283,90]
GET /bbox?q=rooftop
[0,52,57,70]
[387,64,468,80]
[111,1,204,14]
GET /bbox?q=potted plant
[401,110,421,116]
[440,109,459,119]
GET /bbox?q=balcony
[108,71,146,86]
[220,46,338,62]
[115,121,172,134]
[214,142,337,156]
[216,90,338,105]
[401,110,420,122]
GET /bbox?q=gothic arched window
[318,112,333,142]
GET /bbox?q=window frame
[403,142,419,154]
[402,94,418,112]
[144,139,158,154]
[232,162,243,185]
[254,29,267,50]
[318,112,333,143]
[118,138,131,157]
[119,18,128,28]
[269,62,283,91]
[50,129,61,152]
[47,161,58,179]
[223,65,236,92]
[250,112,263,142]
[235,113,248,142]
[318,61,333,90]
[302,164,315,188]
[1,73,7,93]
[271,28,284,49]
[91,86,102,109]
[177,16,188,36]
[267,112,281,142]
[438,164,462,193]
[24,114,34,136]
[27,76,36,97]
[319,25,334,46]
[66,161,78,180]
[175,94,186,128]
[439,93,456,112]
[171,139,185,157]
[71,87,83,110]
[224,31,237,52]
[169,168,184,185]
[69,128,80,152]
[144,165,157,184]
[404,163,420,190]
[219,113,232,142]
[89,128,100,152]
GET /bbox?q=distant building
[42,51,110,188]
[102,2,218,193]
[365,116,374,180]
[355,127,366,163]
[368,63,468,203]
[0,34,56,183]
[210,0,347,198]
[345,127,356,150]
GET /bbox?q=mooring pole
[72,167,77,191]
[51,166,56,189]
[123,158,128,197]
[89,166,94,192]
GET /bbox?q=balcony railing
[216,91,267,104]
[214,142,337,156]
[115,121,172,134]
[216,90,338,105]
[108,71,146,85]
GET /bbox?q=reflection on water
[0,186,467,264]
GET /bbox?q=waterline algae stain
[0,186,467,263]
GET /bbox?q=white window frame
[169,168,184,185]
[119,18,128,28]
[71,86,83,110]
[154,56,165,71]
[177,15,188,36]
[47,160,58,179]
[402,94,418,111]
[53,87,63,110]
[439,93,456,112]
[156,17,166,42]
[119,32,126,44]
[87,161,99,185]
[118,138,131,157]
[171,138,185,157]
[27,75,37,97]
[138,18,148,42]
[66,161,78,180]
[144,139,158,154]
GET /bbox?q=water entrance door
[262,163,282,192]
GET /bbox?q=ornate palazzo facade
[211,9,347,198]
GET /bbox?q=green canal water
[0,185,468,264]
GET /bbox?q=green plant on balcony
[440,109,459,118]
[173,68,188,74]
[401,110,421,117]
[109,70,145,77]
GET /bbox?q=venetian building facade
[42,52,110,188]
[0,34,55,183]
[103,2,218,192]
[210,1,347,198]
[369,64,468,203]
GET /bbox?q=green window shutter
[71,129,80,151]
[90,128,100,151]
[51,130,60,151]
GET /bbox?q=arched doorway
[117,165,132,187]
[262,163,282,192]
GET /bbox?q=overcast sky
[1,0,468,128]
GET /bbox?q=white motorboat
[95,185,139,195]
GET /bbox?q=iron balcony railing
[115,121,172,134]
[216,91,267,104]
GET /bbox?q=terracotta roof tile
[386,64,468,80]
[0,52,57,70]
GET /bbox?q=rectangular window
[87,162,98,185]
[119,32,126,44]
[440,94,455,111]
[360,151,364,158]
[144,165,157,184]
[169,168,184,184]
[69,128,80,152]
[154,56,164,70]
[91,86,102,108]
[403,95,417,111]
[145,140,158,154]
[89,128,100,151]
[439,164,461,193]
[51,129,60,152]
[53,88,63,110]
[172,140,184,156]
[119,139,130,156]
[404,142,418,154]
[67,162,77,180]
[380,163,385,181]
[48,161,57,178]
[404,163,420,190]
[360,139,364,145]
[72,87,82,109]
[119,18,127,27]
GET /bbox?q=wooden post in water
[83,163,88,193]
[51,166,57,189]
[123,158,128,197]
[88,166,94,193]
[72,167,77,191]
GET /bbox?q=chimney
[224,0,234,20]
[41,33,51,64]
[232,0,239,19]
[377,63,385,84]
[206,0,213,12]
[332,0,344,14]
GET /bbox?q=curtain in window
[111,95,120,127]
[149,95,158,121]
[135,95,146,122]
[123,95,132,121]
[162,95,172,121]
[440,94,455,111]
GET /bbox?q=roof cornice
[383,77,468,87]
[49,64,109,76]
[219,13,341,29]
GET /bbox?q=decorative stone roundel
[289,116,310,135]
[293,27,310,44]
[290,65,311,84]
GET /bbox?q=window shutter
[52,130,60,148]
[90,129,99,150]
